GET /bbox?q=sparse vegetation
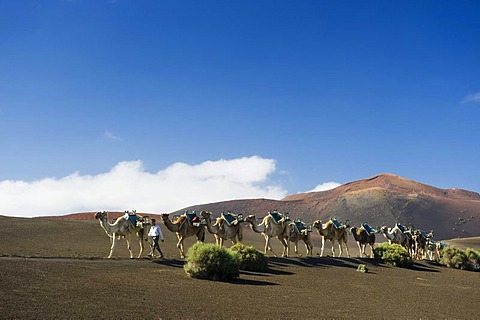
[374,243,413,268]
[230,243,268,272]
[184,242,240,281]
[439,246,480,271]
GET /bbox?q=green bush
[230,243,268,272]
[184,242,240,281]
[439,246,480,271]
[374,243,413,268]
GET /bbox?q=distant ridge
[45,174,480,240]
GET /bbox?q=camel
[200,211,243,247]
[244,213,291,257]
[312,220,350,257]
[380,224,413,254]
[350,226,375,258]
[94,211,151,258]
[161,213,205,258]
[288,220,313,257]
[411,229,427,260]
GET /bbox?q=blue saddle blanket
[184,211,200,226]
[124,213,139,226]
[269,211,284,224]
[295,220,306,232]
[222,212,236,226]
[361,223,373,235]
[330,218,342,229]
[396,223,407,233]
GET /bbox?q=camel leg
[108,234,117,258]
[369,244,375,258]
[124,235,134,259]
[331,240,336,257]
[281,236,289,257]
[337,241,343,257]
[176,234,185,259]
[356,242,362,257]
[320,238,326,257]
[344,240,350,258]
[264,234,277,257]
[137,236,144,259]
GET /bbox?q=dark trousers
[152,236,163,256]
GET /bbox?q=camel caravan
[94,210,442,261]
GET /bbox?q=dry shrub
[184,242,240,281]
[374,243,413,268]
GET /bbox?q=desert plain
[0,215,479,319]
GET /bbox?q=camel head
[160,213,170,221]
[200,211,212,218]
[350,226,358,234]
[380,226,388,233]
[94,211,107,220]
[312,220,322,229]
[244,215,256,223]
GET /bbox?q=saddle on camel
[221,211,243,226]
[268,210,290,224]
[123,210,149,228]
[183,210,203,227]
[293,219,311,235]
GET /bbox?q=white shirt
[148,224,164,240]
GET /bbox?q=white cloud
[308,181,341,192]
[0,156,287,217]
[104,130,122,141]
[462,92,480,104]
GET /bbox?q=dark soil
[0,216,479,319]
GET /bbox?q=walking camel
[94,211,151,259]
[245,213,291,257]
[312,220,350,257]
[380,225,412,254]
[161,213,205,258]
[350,226,375,258]
[200,211,243,247]
[289,221,313,257]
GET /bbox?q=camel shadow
[152,258,185,268]
[268,256,365,269]
[409,262,440,272]
[230,278,278,286]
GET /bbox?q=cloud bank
[0,156,287,217]
[308,181,341,192]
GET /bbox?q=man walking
[148,218,164,258]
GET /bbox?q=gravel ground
[0,216,479,319]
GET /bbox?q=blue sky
[1,1,479,216]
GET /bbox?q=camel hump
[175,215,186,224]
